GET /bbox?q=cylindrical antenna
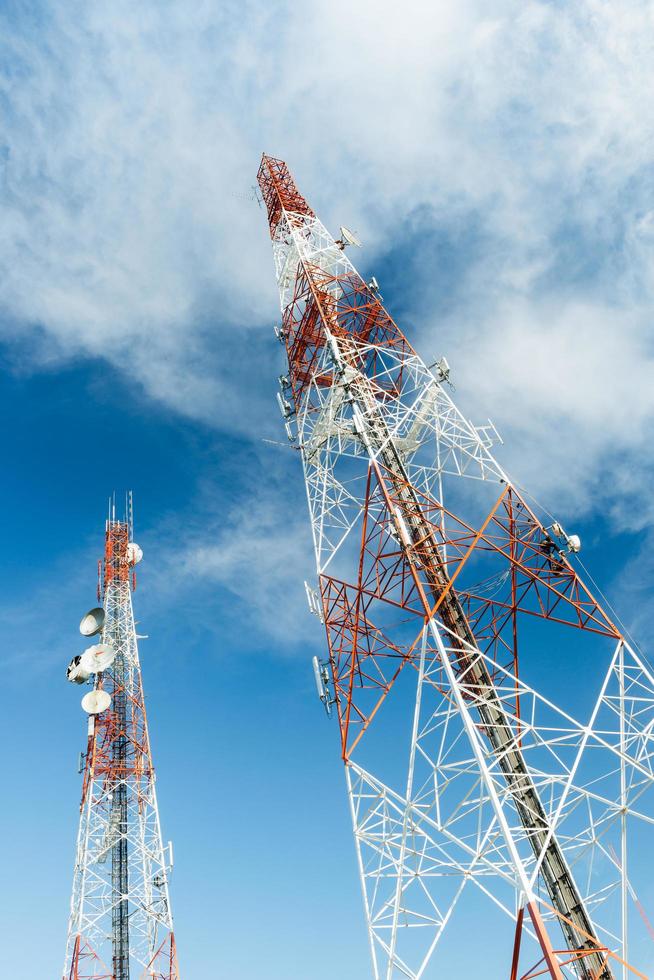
[128,490,134,542]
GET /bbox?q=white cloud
[137,462,318,650]
[425,298,654,523]
[2,0,654,514]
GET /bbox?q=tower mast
[257,155,654,978]
[63,497,180,980]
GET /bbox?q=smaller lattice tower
[62,494,180,980]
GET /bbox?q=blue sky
[2,0,654,977]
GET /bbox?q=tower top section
[257,154,315,237]
[102,492,142,591]
[104,521,131,585]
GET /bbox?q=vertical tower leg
[510,908,525,980]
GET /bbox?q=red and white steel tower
[63,497,180,980]
[258,155,654,979]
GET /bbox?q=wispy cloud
[2,0,654,517]
[137,456,319,651]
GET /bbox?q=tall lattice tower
[257,154,654,979]
[63,497,179,980]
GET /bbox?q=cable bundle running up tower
[257,154,654,979]
[63,496,179,980]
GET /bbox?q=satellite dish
[127,542,143,566]
[340,225,362,248]
[67,655,91,685]
[81,689,111,715]
[81,643,117,674]
[80,607,105,637]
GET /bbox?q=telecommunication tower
[62,496,180,980]
[257,154,654,978]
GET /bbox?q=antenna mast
[62,499,180,979]
[257,154,654,978]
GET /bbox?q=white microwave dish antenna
[127,542,143,566]
[340,225,362,248]
[67,656,91,685]
[81,643,117,674]
[80,607,105,637]
[81,689,111,715]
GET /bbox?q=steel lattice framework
[257,154,654,979]
[63,509,179,980]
